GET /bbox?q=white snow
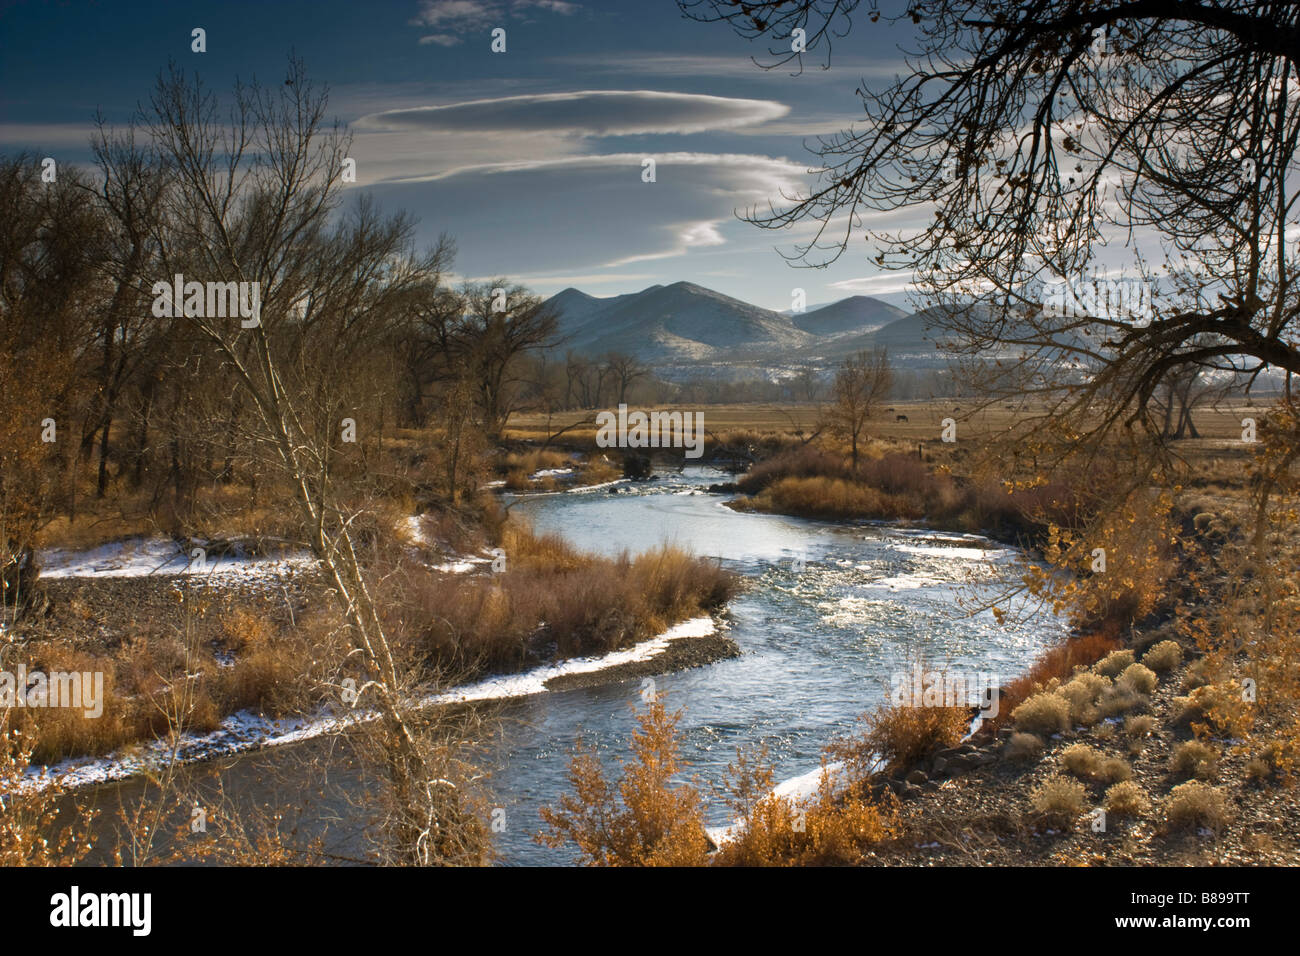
[704,760,853,848]
[39,537,312,581]
[16,615,719,793]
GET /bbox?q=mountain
[540,281,994,372]
[790,295,907,337]
[545,286,653,339]
[545,281,813,364]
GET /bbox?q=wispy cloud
[412,0,579,46]
[545,52,910,80]
[358,90,788,136]
[364,151,811,275]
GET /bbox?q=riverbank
[5,494,738,771]
[858,644,1300,865]
[15,613,732,792]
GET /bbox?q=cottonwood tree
[0,155,106,612]
[98,57,489,863]
[828,347,892,471]
[688,0,1300,747]
[603,352,649,406]
[685,0,1299,481]
[424,280,559,440]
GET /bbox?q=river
[75,466,1067,865]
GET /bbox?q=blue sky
[0,0,926,309]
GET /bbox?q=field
[508,398,1272,497]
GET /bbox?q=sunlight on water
[488,467,1068,864]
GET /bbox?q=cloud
[0,123,99,151]
[358,90,789,136]
[828,271,918,296]
[544,52,910,80]
[363,152,810,277]
[411,0,578,46]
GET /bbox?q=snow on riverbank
[704,760,850,848]
[17,616,719,793]
[39,537,313,581]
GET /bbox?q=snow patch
[19,616,718,793]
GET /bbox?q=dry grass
[1012,692,1072,736]
[732,446,1074,542]
[1104,781,1150,817]
[828,695,970,777]
[392,523,737,676]
[1165,781,1229,830]
[1170,740,1220,780]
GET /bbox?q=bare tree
[424,280,558,440]
[686,0,1300,513]
[603,351,648,405]
[104,57,488,863]
[827,347,892,471]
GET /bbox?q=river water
[77,466,1067,865]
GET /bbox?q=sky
[0,0,928,310]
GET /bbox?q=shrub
[1117,662,1158,695]
[713,759,896,867]
[1125,715,1156,738]
[1059,672,1110,722]
[1104,781,1150,817]
[1180,658,1211,692]
[1098,757,1133,784]
[1096,649,1136,678]
[828,695,969,777]
[1031,776,1087,820]
[538,699,711,866]
[993,631,1121,729]
[1165,781,1229,830]
[1096,682,1149,718]
[1170,740,1219,780]
[1171,682,1242,734]
[1060,744,1103,779]
[1004,732,1045,762]
[1244,757,1273,782]
[1142,640,1183,672]
[1013,692,1072,735]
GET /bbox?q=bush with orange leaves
[540,700,899,867]
[538,698,711,866]
[0,716,96,866]
[1177,398,1300,778]
[1023,491,1180,634]
[828,694,970,778]
[711,747,897,867]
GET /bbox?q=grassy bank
[6,513,737,765]
[727,444,1083,546]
